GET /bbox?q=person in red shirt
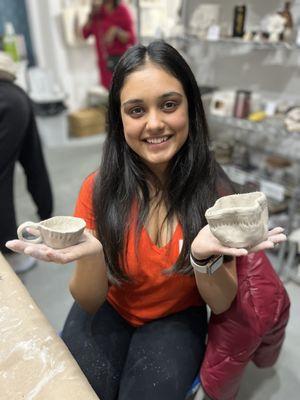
[81,0,136,89]
[7,41,287,400]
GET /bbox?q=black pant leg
[0,81,29,250]
[62,301,134,400]
[118,306,208,400]
[0,81,53,249]
[18,109,53,220]
[0,167,17,252]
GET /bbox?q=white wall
[26,0,98,111]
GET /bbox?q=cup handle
[17,221,43,244]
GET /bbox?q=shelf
[221,164,293,200]
[181,34,300,51]
[208,114,300,163]
[140,34,300,52]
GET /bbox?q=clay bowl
[17,216,86,249]
[205,192,268,248]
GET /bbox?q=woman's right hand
[5,229,102,265]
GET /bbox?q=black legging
[62,301,207,400]
[0,80,53,252]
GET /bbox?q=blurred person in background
[77,0,136,89]
[0,52,53,273]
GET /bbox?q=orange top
[74,173,204,326]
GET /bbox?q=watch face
[208,256,223,275]
[210,262,220,275]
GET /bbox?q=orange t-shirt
[74,173,204,326]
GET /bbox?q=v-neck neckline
[142,223,181,255]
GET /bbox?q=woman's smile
[143,134,173,145]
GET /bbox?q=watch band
[190,253,215,266]
[190,253,224,276]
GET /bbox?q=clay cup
[205,192,268,248]
[17,216,86,249]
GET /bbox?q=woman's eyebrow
[122,98,143,107]
[122,92,183,107]
[159,91,183,99]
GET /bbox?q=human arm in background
[80,1,101,39]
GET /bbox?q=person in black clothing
[0,52,53,273]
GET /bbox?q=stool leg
[194,387,206,400]
[287,242,300,284]
[283,242,297,282]
[277,241,288,276]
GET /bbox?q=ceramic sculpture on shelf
[189,4,220,39]
[205,192,268,248]
[284,107,300,132]
[265,13,286,43]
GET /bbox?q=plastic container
[3,22,19,62]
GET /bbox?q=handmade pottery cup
[205,192,268,248]
[17,216,86,249]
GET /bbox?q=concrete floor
[13,135,300,400]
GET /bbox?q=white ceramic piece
[205,192,268,248]
[17,216,86,249]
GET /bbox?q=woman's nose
[146,110,165,132]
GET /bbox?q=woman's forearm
[69,250,108,314]
[193,259,238,315]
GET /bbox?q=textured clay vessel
[205,192,268,248]
[17,216,86,249]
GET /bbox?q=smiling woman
[120,65,189,180]
[6,40,289,400]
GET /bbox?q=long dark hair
[93,40,223,284]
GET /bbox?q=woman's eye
[163,101,177,111]
[129,107,144,117]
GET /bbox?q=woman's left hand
[191,225,287,261]
[104,26,118,45]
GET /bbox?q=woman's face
[120,62,189,179]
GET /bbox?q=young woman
[6,41,287,400]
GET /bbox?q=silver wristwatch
[190,253,224,276]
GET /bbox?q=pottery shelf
[177,34,300,51]
[220,163,294,199]
[208,114,300,164]
[140,35,300,51]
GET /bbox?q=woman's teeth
[146,136,169,144]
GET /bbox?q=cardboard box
[68,106,107,137]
